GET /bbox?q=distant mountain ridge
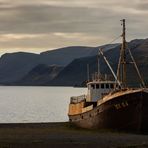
[0,38,147,86]
[0,46,94,83]
[47,38,148,87]
[0,44,118,84]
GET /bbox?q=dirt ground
[0,122,148,148]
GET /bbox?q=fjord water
[0,86,86,123]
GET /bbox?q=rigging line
[116,47,122,81]
[108,35,121,44]
[126,45,146,88]
[99,48,122,88]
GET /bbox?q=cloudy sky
[0,0,147,55]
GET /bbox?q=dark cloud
[0,4,133,35]
[0,4,116,34]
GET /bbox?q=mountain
[14,64,63,86]
[48,39,148,87]
[39,46,95,66]
[0,52,39,83]
[0,46,93,84]
[89,43,120,56]
[0,45,118,84]
[47,55,98,86]
[47,54,118,86]
[0,39,147,86]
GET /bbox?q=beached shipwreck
[68,19,148,133]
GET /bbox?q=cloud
[135,0,148,11]
[0,34,45,41]
[0,0,147,55]
[0,32,106,50]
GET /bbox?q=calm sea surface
[0,86,86,123]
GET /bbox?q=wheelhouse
[86,81,117,102]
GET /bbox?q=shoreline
[0,122,148,148]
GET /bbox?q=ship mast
[117,19,146,88]
[121,19,126,88]
[117,19,127,88]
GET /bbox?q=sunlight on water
[0,86,86,123]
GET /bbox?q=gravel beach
[0,122,148,148]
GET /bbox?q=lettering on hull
[114,101,129,110]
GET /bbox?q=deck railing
[70,95,86,104]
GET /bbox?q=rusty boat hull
[69,89,148,133]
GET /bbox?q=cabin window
[106,84,109,89]
[101,84,104,89]
[91,84,95,89]
[110,84,114,89]
[96,84,99,89]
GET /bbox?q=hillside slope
[14,64,63,86]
